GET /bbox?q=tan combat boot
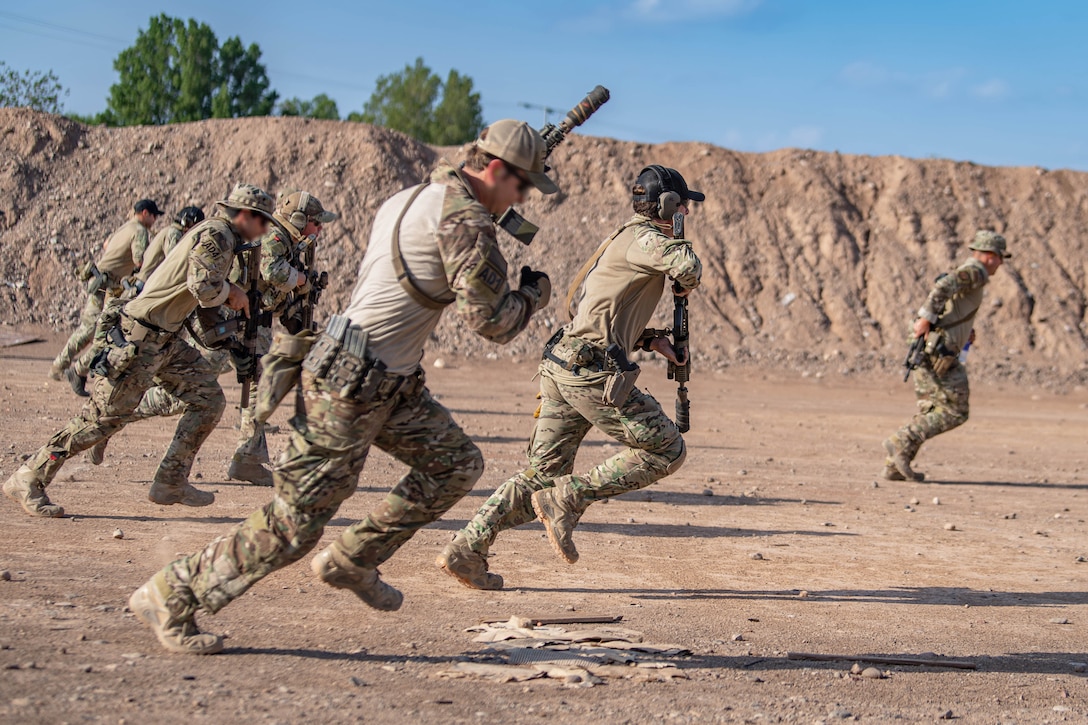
[436,535,503,590]
[129,572,223,655]
[311,545,403,611]
[882,437,924,482]
[148,471,215,507]
[227,456,273,487]
[88,438,108,466]
[531,478,586,564]
[3,466,64,518]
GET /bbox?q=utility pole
[518,101,559,126]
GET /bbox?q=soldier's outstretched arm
[439,213,546,345]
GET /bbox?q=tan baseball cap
[220,183,275,221]
[969,230,1012,258]
[475,119,558,195]
[278,191,338,228]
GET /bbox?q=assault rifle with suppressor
[668,212,691,433]
[280,239,329,334]
[496,85,611,245]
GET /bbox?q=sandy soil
[1,333,1087,724]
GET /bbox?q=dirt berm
[2,108,1085,387]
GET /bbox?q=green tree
[106,14,276,125]
[0,61,68,114]
[351,57,483,144]
[279,93,339,120]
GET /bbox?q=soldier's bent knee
[663,437,687,475]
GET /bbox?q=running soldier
[439,165,703,589]
[882,230,1010,481]
[228,190,337,486]
[4,185,273,518]
[130,119,556,655]
[51,199,162,393]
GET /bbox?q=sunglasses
[502,161,532,193]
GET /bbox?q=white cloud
[840,61,967,99]
[788,126,824,147]
[627,0,763,22]
[971,78,1010,100]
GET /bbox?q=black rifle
[281,239,329,334]
[667,211,691,433]
[902,334,927,382]
[496,85,611,245]
[236,241,262,410]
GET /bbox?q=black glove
[229,344,254,378]
[519,266,551,309]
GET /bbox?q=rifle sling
[564,218,645,321]
[391,182,455,310]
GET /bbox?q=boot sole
[532,496,579,565]
[128,586,223,655]
[435,555,503,591]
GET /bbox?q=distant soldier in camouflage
[4,185,273,518]
[130,119,556,655]
[228,190,338,487]
[51,199,163,393]
[440,165,703,590]
[882,230,1011,481]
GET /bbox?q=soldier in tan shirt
[51,199,162,384]
[5,185,273,519]
[442,165,703,589]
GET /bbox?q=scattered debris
[944,523,957,531]
[788,651,976,670]
[750,552,764,560]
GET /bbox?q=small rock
[731,633,744,642]
[939,710,954,720]
[702,488,714,497]
[750,552,764,560]
[850,663,862,674]
[871,481,879,488]
[81,664,92,673]
[705,476,717,483]
[910,497,920,505]
[1076,556,1087,563]
[432,358,446,369]
[932,497,940,505]
[829,708,852,719]
[349,676,367,687]
[860,667,883,679]
[797,590,809,598]
[1054,705,1071,712]
[738,469,748,476]
[0,570,10,581]
[1049,617,1070,625]
[193,472,202,479]
[112,529,124,540]
[944,523,957,531]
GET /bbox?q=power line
[0,10,126,45]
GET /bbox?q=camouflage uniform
[883,231,1008,480]
[454,211,702,578]
[142,221,186,278]
[140,152,553,640]
[52,217,150,377]
[5,187,275,517]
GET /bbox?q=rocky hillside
[2,109,1085,387]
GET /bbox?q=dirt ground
[1,332,1087,724]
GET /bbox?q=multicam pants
[25,318,225,488]
[889,357,970,455]
[162,369,483,615]
[52,289,105,372]
[460,360,686,554]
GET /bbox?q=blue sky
[3,1,1086,170]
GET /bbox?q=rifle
[236,241,262,410]
[496,85,611,245]
[902,334,927,382]
[281,239,329,334]
[667,211,691,433]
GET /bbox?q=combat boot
[531,477,586,564]
[436,535,503,590]
[89,438,108,466]
[227,456,273,487]
[3,466,64,518]
[148,472,215,507]
[883,437,924,482]
[310,545,403,611]
[65,367,89,397]
[129,572,222,655]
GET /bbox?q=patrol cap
[475,119,558,195]
[219,183,275,221]
[968,230,1011,258]
[278,191,338,226]
[633,165,705,203]
[134,199,164,216]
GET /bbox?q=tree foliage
[350,57,484,144]
[106,14,276,125]
[0,62,68,114]
[279,93,340,120]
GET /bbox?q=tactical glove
[519,266,551,309]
